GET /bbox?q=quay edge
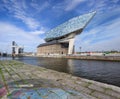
[35,55,120,61]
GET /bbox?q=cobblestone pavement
[0,60,120,99]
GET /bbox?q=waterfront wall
[65,55,120,61]
[36,55,120,61]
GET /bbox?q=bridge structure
[37,12,96,55]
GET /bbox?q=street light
[79,47,82,54]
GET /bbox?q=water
[1,56,120,87]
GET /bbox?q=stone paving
[0,60,120,99]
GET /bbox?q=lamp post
[79,47,82,54]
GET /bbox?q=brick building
[37,41,68,55]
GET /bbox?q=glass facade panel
[45,11,96,41]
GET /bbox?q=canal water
[1,56,120,87]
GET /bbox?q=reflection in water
[67,59,75,74]
[1,56,120,87]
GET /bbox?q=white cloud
[30,29,46,35]
[0,22,45,53]
[90,0,120,13]
[112,0,120,3]
[75,0,120,15]
[65,0,85,11]
[76,36,120,52]
[2,0,41,30]
[75,17,120,52]
[52,0,85,13]
[30,1,50,14]
[16,15,40,30]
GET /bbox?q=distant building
[23,52,36,56]
[37,12,96,56]
[12,41,24,56]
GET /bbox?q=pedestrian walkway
[0,60,120,99]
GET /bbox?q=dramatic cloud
[0,22,44,53]
[65,0,85,11]
[52,0,85,12]
[1,0,46,30]
[75,15,120,51]
[0,0,120,53]
[30,1,50,15]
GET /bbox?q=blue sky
[0,0,120,53]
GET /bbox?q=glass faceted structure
[37,12,96,55]
[45,11,96,42]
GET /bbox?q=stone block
[88,84,105,92]
[92,91,117,99]
[105,89,120,98]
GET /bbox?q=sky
[0,0,120,53]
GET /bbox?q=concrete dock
[0,60,120,99]
[65,55,120,61]
[37,55,120,61]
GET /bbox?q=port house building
[37,12,96,56]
